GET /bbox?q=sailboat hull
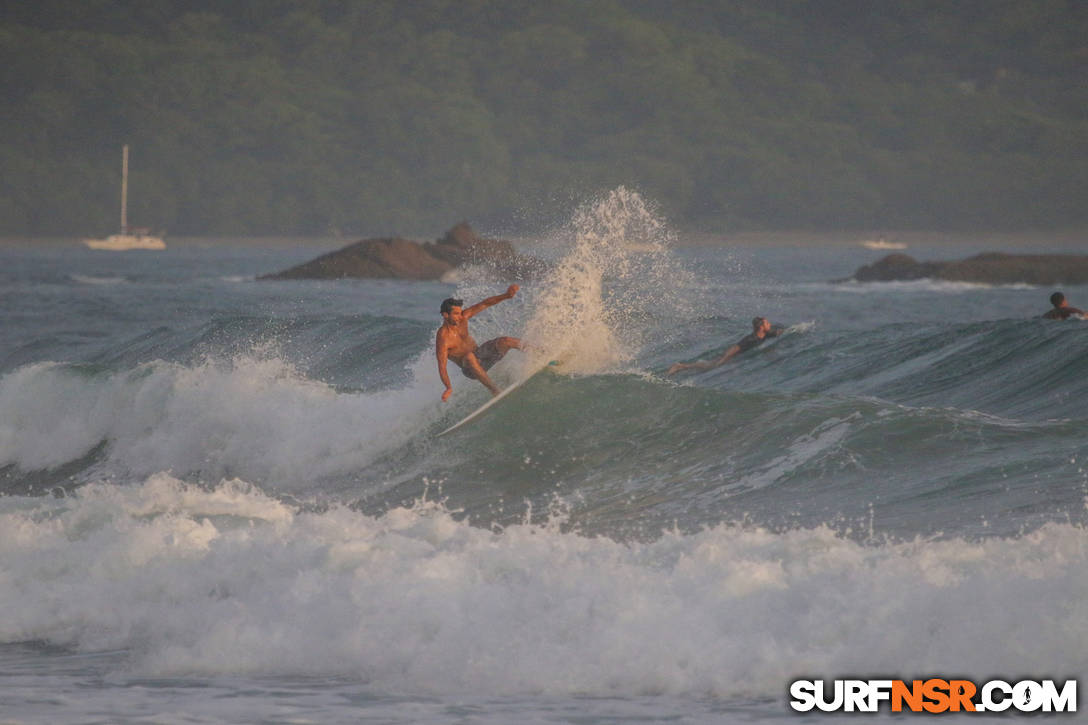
[84,234,166,251]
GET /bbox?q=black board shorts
[460,338,505,379]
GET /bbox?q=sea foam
[1,475,1084,697]
[458,187,695,377]
[0,355,441,488]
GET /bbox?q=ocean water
[2,191,1087,723]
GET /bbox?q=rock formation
[259,222,545,281]
[846,252,1088,285]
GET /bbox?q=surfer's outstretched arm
[463,284,519,319]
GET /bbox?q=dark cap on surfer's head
[1051,291,1065,307]
[441,297,463,315]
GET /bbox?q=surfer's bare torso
[437,319,480,367]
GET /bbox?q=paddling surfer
[437,285,525,400]
[666,316,784,376]
[1042,291,1086,320]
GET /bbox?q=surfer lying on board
[1042,291,1086,320]
[666,316,784,376]
[437,285,525,400]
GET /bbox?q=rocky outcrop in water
[259,222,545,281]
[846,252,1088,285]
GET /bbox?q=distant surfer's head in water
[665,316,785,377]
[435,285,524,401]
[1043,291,1085,320]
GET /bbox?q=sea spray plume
[522,187,695,374]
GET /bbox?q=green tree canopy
[2,0,1086,235]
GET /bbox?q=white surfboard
[437,361,558,437]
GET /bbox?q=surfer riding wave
[436,285,525,400]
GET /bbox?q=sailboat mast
[120,145,129,234]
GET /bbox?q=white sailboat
[84,145,166,250]
[860,236,906,250]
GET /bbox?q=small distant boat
[84,145,165,251]
[860,238,907,250]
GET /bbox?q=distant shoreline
[3,228,1085,251]
[667,228,1088,248]
[0,236,346,249]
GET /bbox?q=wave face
[2,197,1087,709]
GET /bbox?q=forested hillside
[3,0,1086,236]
